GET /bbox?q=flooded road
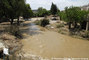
[21,20,89,59]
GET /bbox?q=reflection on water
[4,24,23,39]
[22,22,40,36]
[3,22,40,38]
[28,23,40,36]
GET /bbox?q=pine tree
[50,3,58,15]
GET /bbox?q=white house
[81,4,89,11]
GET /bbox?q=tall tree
[0,0,12,22]
[15,0,26,25]
[50,3,58,15]
[0,0,33,25]
[23,4,33,19]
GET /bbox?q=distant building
[81,4,89,11]
[32,10,38,13]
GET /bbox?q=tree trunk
[11,19,13,25]
[86,22,89,31]
[74,22,77,28]
[69,22,71,29]
[17,18,19,25]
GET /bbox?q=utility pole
[86,14,89,31]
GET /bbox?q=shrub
[82,31,89,38]
[58,28,69,35]
[41,19,49,27]
[34,19,50,27]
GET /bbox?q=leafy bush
[41,19,49,27]
[34,19,50,27]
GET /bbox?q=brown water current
[21,21,89,59]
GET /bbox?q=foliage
[36,7,49,17]
[23,4,33,19]
[58,11,67,21]
[65,7,89,23]
[65,7,80,22]
[34,19,50,27]
[59,6,89,29]
[50,3,58,15]
[41,19,50,27]
[0,0,33,24]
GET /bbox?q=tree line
[59,6,89,31]
[0,1,59,24]
[35,2,89,31]
[0,0,33,25]
[34,3,59,17]
[1,0,89,31]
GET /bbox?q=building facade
[81,4,89,11]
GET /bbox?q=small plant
[58,29,62,33]
[56,24,64,28]
[34,20,41,25]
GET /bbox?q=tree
[37,7,49,17]
[59,6,88,30]
[50,3,58,15]
[7,0,17,24]
[59,6,89,31]
[65,7,82,29]
[23,4,33,19]
[1,0,26,24]
[15,0,26,25]
[0,0,12,22]
[0,0,33,25]
[26,4,31,9]
[59,11,67,21]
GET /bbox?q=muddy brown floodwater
[21,20,89,59]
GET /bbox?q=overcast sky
[26,0,89,10]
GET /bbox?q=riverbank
[0,21,23,60]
